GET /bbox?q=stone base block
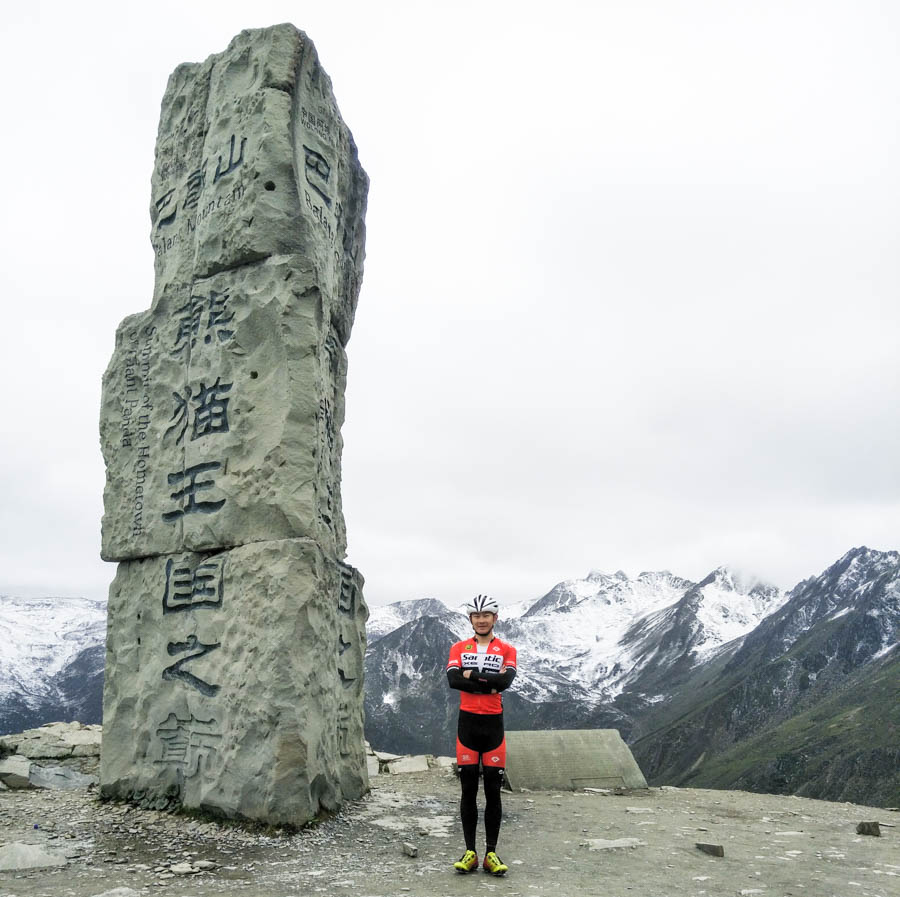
[100,538,367,825]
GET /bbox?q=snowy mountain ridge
[0,595,106,710]
[369,564,788,704]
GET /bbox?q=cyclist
[446,594,517,875]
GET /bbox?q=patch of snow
[0,595,106,706]
[691,573,786,662]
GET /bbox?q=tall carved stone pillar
[98,24,368,825]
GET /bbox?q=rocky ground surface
[1,763,898,897]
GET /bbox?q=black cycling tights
[459,764,503,852]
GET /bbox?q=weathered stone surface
[28,764,98,791]
[580,837,647,850]
[0,841,68,871]
[101,539,367,825]
[387,755,430,775]
[20,742,73,760]
[0,755,33,788]
[1,721,101,758]
[98,24,368,826]
[99,258,355,561]
[100,24,366,563]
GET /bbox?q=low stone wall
[0,722,101,790]
[0,722,453,793]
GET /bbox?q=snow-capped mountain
[366,597,452,643]
[515,567,783,702]
[630,547,900,806]
[368,565,785,710]
[364,564,787,754]
[0,595,106,735]
[365,548,898,806]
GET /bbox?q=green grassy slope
[681,652,900,807]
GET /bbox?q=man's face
[470,611,497,635]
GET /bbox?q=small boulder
[0,841,68,871]
[29,765,98,791]
[387,755,430,774]
[170,861,199,875]
[0,755,33,789]
[580,838,646,850]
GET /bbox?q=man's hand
[462,669,472,679]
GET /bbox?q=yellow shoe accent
[483,851,508,875]
[453,849,478,873]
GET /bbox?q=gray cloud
[1,1,897,608]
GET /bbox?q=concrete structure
[504,729,648,791]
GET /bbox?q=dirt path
[1,767,896,897]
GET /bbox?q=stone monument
[98,24,369,825]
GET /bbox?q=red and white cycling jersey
[446,636,517,715]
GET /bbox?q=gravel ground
[0,767,897,897]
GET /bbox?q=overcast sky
[1,1,898,608]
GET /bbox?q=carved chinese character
[171,295,205,358]
[162,634,221,696]
[214,134,246,183]
[337,701,351,755]
[155,712,223,777]
[154,187,177,229]
[165,379,232,445]
[318,397,335,452]
[162,556,224,614]
[162,461,226,522]
[171,291,235,358]
[191,378,232,438]
[165,389,191,445]
[204,290,235,344]
[183,163,206,211]
[302,145,332,207]
[338,564,356,615]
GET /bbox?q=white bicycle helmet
[465,594,499,615]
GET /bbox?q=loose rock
[695,842,725,857]
[580,837,647,850]
[0,841,68,871]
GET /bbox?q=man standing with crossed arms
[446,594,517,875]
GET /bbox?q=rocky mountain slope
[0,596,106,736]
[630,547,900,805]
